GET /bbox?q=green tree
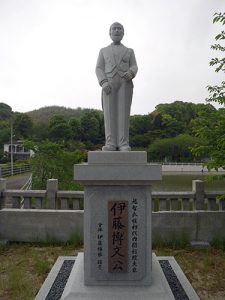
[155,101,216,134]
[156,101,192,130]
[13,113,33,138]
[192,109,225,170]
[192,13,225,174]
[130,133,152,148]
[0,120,11,162]
[80,112,101,145]
[150,111,163,130]
[129,114,154,148]
[160,113,183,138]
[49,114,72,141]
[69,118,82,141]
[206,12,225,105]
[0,103,13,120]
[129,102,216,149]
[148,134,204,162]
[0,121,10,143]
[130,115,153,135]
[26,140,85,190]
[32,123,50,141]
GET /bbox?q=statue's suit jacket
[96,43,138,85]
[96,43,138,149]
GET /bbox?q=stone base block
[61,252,199,300]
[87,151,147,165]
[35,253,199,300]
[84,185,152,285]
[61,253,172,299]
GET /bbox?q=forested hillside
[27,106,102,124]
[0,100,218,164]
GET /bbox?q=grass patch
[152,237,189,249]
[154,247,225,299]
[30,232,83,248]
[211,237,225,251]
[0,242,82,299]
[0,243,224,299]
[8,267,35,300]
[33,254,50,276]
[67,232,83,246]
[153,231,190,249]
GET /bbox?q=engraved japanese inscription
[97,222,103,271]
[108,200,128,273]
[131,198,138,273]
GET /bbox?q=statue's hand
[102,82,111,95]
[123,72,133,81]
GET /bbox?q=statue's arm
[129,49,138,78]
[96,49,108,86]
[123,49,138,81]
[96,49,111,95]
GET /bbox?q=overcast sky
[0,0,224,115]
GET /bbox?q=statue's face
[110,23,124,43]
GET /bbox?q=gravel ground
[159,260,189,300]
[46,260,75,300]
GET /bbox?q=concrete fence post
[46,179,58,209]
[61,198,69,210]
[35,197,42,209]
[0,178,6,209]
[192,180,205,210]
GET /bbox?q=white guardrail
[0,164,31,178]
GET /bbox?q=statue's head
[109,22,124,44]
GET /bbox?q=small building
[3,140,33,160]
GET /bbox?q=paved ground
[5,173,31,189]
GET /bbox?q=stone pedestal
[73,151,161,286]
[35,151,199,300]
[61,253,175,300]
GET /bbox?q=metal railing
[21,175,32,190]
[0,164,31,178]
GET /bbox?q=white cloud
[0,0,224,114]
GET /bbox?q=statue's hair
[109,22,124,35]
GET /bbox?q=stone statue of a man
[96,22,138,151]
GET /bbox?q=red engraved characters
[108,201,128,273]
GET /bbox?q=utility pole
[10,122,14,176]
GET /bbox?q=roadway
[5,173,31,189]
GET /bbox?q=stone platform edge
[87,151,147,164]
[35,254,199,300]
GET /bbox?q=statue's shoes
[102,145,116,151]
[119,146,131,151]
